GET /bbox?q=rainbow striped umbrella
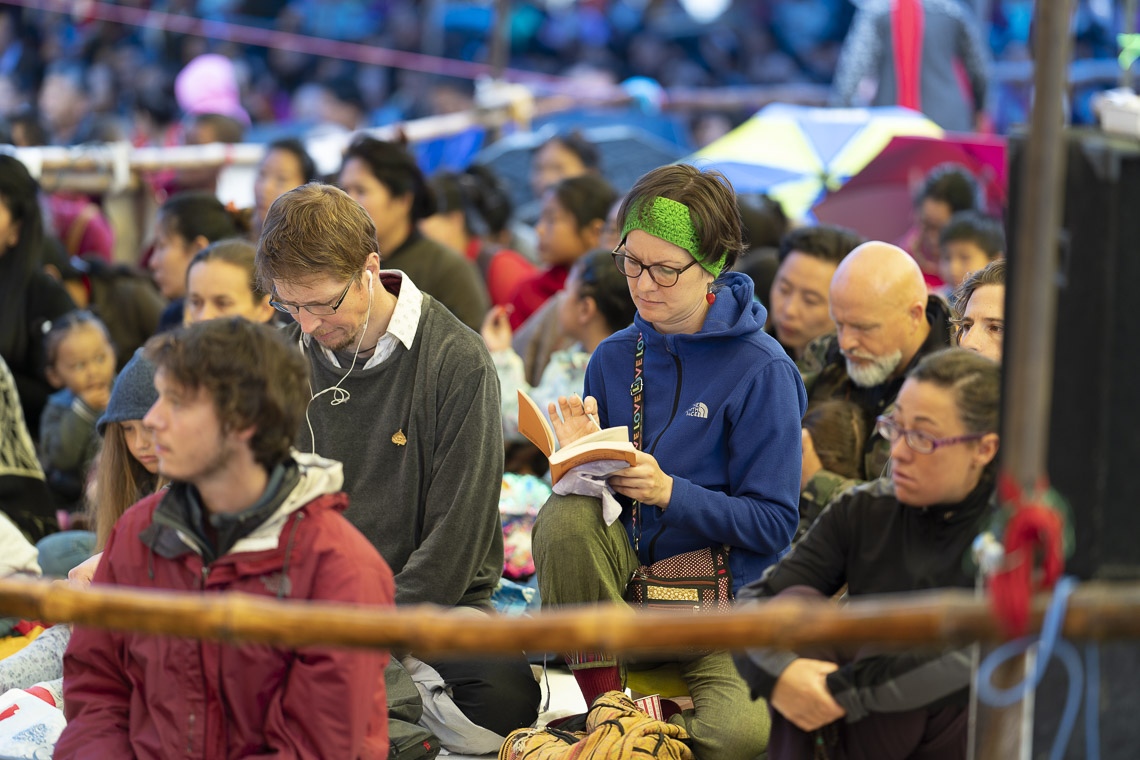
[689,103,942,220]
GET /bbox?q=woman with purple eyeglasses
[735,347,1001,760]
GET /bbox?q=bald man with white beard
[796,242,953,531]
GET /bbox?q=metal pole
[973,1,1076,758]
[489,0,510,82]
[1003,0,1073,492]
[422,0,444,59]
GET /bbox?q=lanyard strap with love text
[630,332,645,555]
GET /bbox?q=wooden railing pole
[2,579,1140,655]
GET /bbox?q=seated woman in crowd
[0,155,76,442]
[338,135,489,330]
[533,164,807,760]
[951,257,1005,364]
[422,165,536,307]
[503,194,626,392]
[149,191,250,331]
[251,138,318,239]
[507,174,617,329]
[520,130,602,226]
[184,238,277,325]
[482,247,636,441]
[734,348,1001,760]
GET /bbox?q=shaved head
[831,241,927,309]
[828,241,932,387]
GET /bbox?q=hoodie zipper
[645,351,684,563]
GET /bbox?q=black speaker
[1009,130,1140,760]
[1006,128,1140,582]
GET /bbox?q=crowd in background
[0,1,1095,757]
[0,0,1131,152]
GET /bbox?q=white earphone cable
[305,272,374,455]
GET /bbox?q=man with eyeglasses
[255,183,540,752]
[797,241,952,528]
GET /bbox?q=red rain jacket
[56,458,394,759]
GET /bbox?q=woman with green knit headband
[532,164,809,760]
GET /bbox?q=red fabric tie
[988,473,1065,638]
[891,0,925,111]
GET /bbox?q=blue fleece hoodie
[585,271,806,593]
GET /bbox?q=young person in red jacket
[55,318,395,759]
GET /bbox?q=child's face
[120,420,159,474]
[49,324,115,396]
[940,240,995,290]
[536,194,590,267]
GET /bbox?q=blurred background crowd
[0,0,1130,153]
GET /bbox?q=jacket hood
[223,450,346,555]
[148,450,347,560]
[632,271,766,347]
[283,450,345,508]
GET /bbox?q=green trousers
[533,493,770,760]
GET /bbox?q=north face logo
[685,402,708,419]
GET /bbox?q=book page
[516,389,556,457]
[563,425,630,451]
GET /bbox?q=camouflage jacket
[796,294,953,538]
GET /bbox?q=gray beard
[845,349,903,388]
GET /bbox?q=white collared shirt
[313,270,423,370]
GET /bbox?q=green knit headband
[620,196,727,278]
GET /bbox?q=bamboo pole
[2,579,1139,656]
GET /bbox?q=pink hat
[174,54,251,126]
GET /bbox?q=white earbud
[305,267,376,453]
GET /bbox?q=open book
[517,389,638,485]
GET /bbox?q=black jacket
[733,473,995,721]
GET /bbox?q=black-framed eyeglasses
[874,415,987,455]
[611,245,699,288]
[269,278,354,316]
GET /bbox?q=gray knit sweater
[285,297,504,609]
